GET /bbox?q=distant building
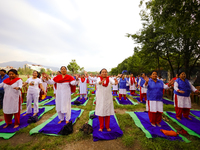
[0,66,17,72]
[23,64,52,72]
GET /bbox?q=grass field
[0,86,200,150]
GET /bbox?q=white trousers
[57,111,71,121]
[26,92,39,113]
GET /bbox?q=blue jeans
[0,90,4,108]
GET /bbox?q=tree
[40,68,46,74]
[67,59,83,74]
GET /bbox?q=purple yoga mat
[115,97,133,105]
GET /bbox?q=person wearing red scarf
[129,73,137,95]
[46,66,79,124]
[78,74,88,100]
[0,69,22,129]
[95,68,118,132]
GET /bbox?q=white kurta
[174,81,197,108]
[138,78,147,93]
[47,79,79,120]
[79,78,87,94]
[129,78,136,90]
[144,84,170,112]
[95,77,115,116]
[112,77,119,91]
[0,79,22,114]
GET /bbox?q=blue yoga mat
[92,114,123,142]
[44,99,55,105]
[134,112,182,141]
[38,109,82,135]
[112,93,118,96]
[0,108,45,133]
[190,110,200,118]
[166,111,200,135]
[115,97,134,105]
[134,97,173,105]
[127,92,140,96]
[134,97,146,104]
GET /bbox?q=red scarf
[100,76,109,87]
[130,77,135,85]
[81,77,85,83]
[53,74,76,93]
[3,77,21,85]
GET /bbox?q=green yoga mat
[29,108,84,136]
[0,106,55,140]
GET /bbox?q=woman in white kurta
[112,75,119,95]
[47,66,79,124]
[95,68,118,132]
[79,74,88,99]
[129,73,137,95]
[0,69,22,128]
[23,71,46,116]
[173,71,200,120]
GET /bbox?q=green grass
[0,87,200,150]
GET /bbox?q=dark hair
[178,71,185,76]
[60,66,67,70]
[100,68,107,74]
[0,69,6,73]
[8,69,18,75]
[151,70,157,75]
[141,73,145,76]
[37,72,41,78]
[58,71,61,74]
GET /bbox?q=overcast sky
[0,0,143,71]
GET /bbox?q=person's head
[141,73,145,78]
[176,74,178,78]
[100,68,108,78]
[81,74,85,78]
[32,70,38,78]
[130,73,133,77]
[8,69,18,79]
[126,75,129,78]
[60,66,67,75]
[178,71,186,80]
[37,72,41,78]
[151,71,157,80]
[0,69,6,76]
[57,71,61,75]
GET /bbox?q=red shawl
[130,77,135,85]
[3,77,21,85]
[81,77,85,83]
[100,76,109,87]
[53,74,76,93]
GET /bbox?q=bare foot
[156,123,161,127]
[33,113,37,116]
[85,98,87,100]
[151,123,156,127]
[66,120,69,124]
[99,128,103,132]
[119,99,121,100]
[23,113,27,116]
[13,125,19,128]
[176,117,181,120]
[58,120,62,124]
[187,117,192,120]
[107,128,111,131]
[3,125,9,128]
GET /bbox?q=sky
[0,0,144,72]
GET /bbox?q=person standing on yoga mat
[0,69,22,128]
[129,73,137,96]
[125,75,130,91]
[78,74,88,100]
[144,71,174,127]
[174,71,200,120]
[95,68,118,132]
[23,71,47,117]
[118,74,128,100]
[46,66,79,124]
[112,75,119,95]
[138,73,147,102]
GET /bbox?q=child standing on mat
[138,73,147,102]
[23,71,46,116]
[174,71,200,120]
[129,73,137,96]
[118,74,128,100]
[78,74,88,100]
[0,69,22,128]
[95,68,118,132]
